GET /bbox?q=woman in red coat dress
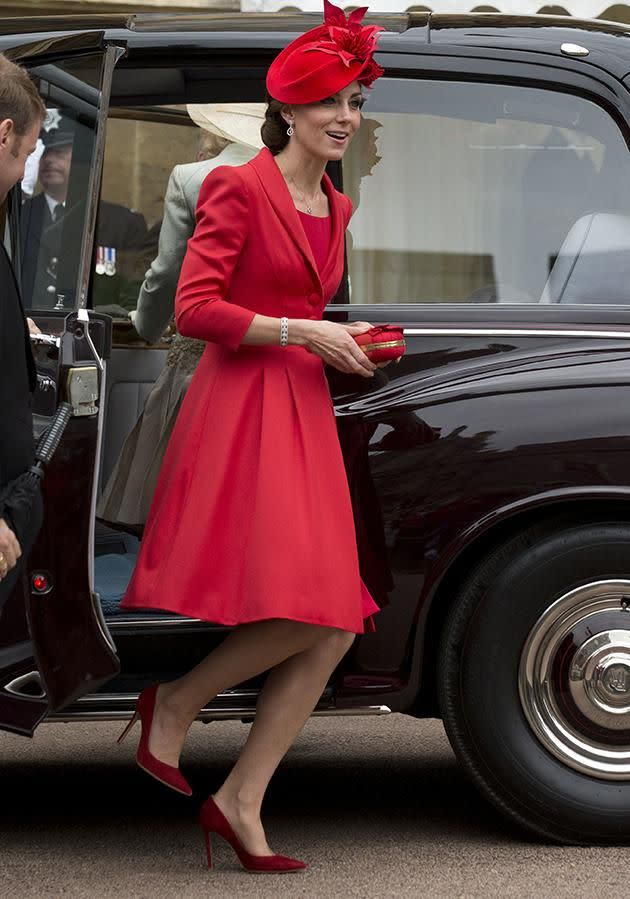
[119,0,387,872]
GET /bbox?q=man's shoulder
[0,241,15,279]
[19,193,46,242]
[98,200,147,248]
[23,192,46,207]
[99,199,143,222]
[21,192,46,218]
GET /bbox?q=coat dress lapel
[249,147,345,300]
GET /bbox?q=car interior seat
[540,212,630,304]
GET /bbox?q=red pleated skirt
[121,341,379,634]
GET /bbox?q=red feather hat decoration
[266,0,384,104]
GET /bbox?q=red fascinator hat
[266,0,384,105]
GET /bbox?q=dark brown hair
[0,55,46,139]
[261,95,290,155]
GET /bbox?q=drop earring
[287,121,294,137]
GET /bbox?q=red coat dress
[121,147,380,634]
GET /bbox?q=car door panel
[0,37,124,730]
[326,305,630,700]
[26,311,119,712]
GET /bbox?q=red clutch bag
[353,325,406,363]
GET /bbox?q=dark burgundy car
[1,10,630,845]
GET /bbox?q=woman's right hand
[302,320,377,377]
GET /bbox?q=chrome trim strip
[313,704,391,717]
[77,309,103,373]
[403,327,630,340]
[106,614,204,631]
[71,689,259,704]
[88,358,105,597]
[46,704,392,723]
[89,360,117,655]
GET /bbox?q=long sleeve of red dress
[175,166,257,351]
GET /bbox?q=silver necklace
[288,177,320,215]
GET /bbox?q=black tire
[438,521,630,845]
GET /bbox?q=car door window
[17,54,106,312]
[91,107,203,321]
[343,78,630,306]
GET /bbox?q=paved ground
[0,714,626,898]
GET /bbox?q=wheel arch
[413,490,630,715]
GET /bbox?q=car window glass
[17,54,104,312]
[92,107,200,323]
[94,103,262,341]
[343,78,630,306]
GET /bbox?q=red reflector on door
[32,573,50,593]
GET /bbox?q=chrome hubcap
[518,580,630,780]
[571,632,630,728]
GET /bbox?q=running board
[47,692,392,723]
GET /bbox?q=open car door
[0,31,124,735]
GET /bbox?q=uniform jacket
[175,146,352,347]
[134,142,257,343]
[20,193,147,309]
[0,241,42,607]
[0,241,36,483]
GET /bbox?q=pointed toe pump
[199,796,307,874]
[117,684,192,797]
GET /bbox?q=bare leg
[147,618,338,766]
[212,628,355,855]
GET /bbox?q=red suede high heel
[117,685,192,797]
[199,796,307,874]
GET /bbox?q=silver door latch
[65,366,98,416]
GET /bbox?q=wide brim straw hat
[266,0,384,105]
[186,103,266,151]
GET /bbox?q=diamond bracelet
[280,317,289,347]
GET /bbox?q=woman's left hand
[339,320,372,333]
[341,321,401,367]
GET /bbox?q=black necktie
[52,203,64,223]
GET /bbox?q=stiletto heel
[204,832,213,869]
[117,712,138,744]
[117,685,192,797]
[199,796,306,874]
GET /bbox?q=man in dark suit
[20,123,148,310]
[0,55,46,602]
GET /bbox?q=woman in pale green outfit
[97,105,263,528]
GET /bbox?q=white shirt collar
[44,194,65,217]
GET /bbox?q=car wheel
[438,521,630,844]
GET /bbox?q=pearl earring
[287,122,294,137]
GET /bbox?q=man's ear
[0,118,15,150]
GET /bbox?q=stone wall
[101,118,199,231]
